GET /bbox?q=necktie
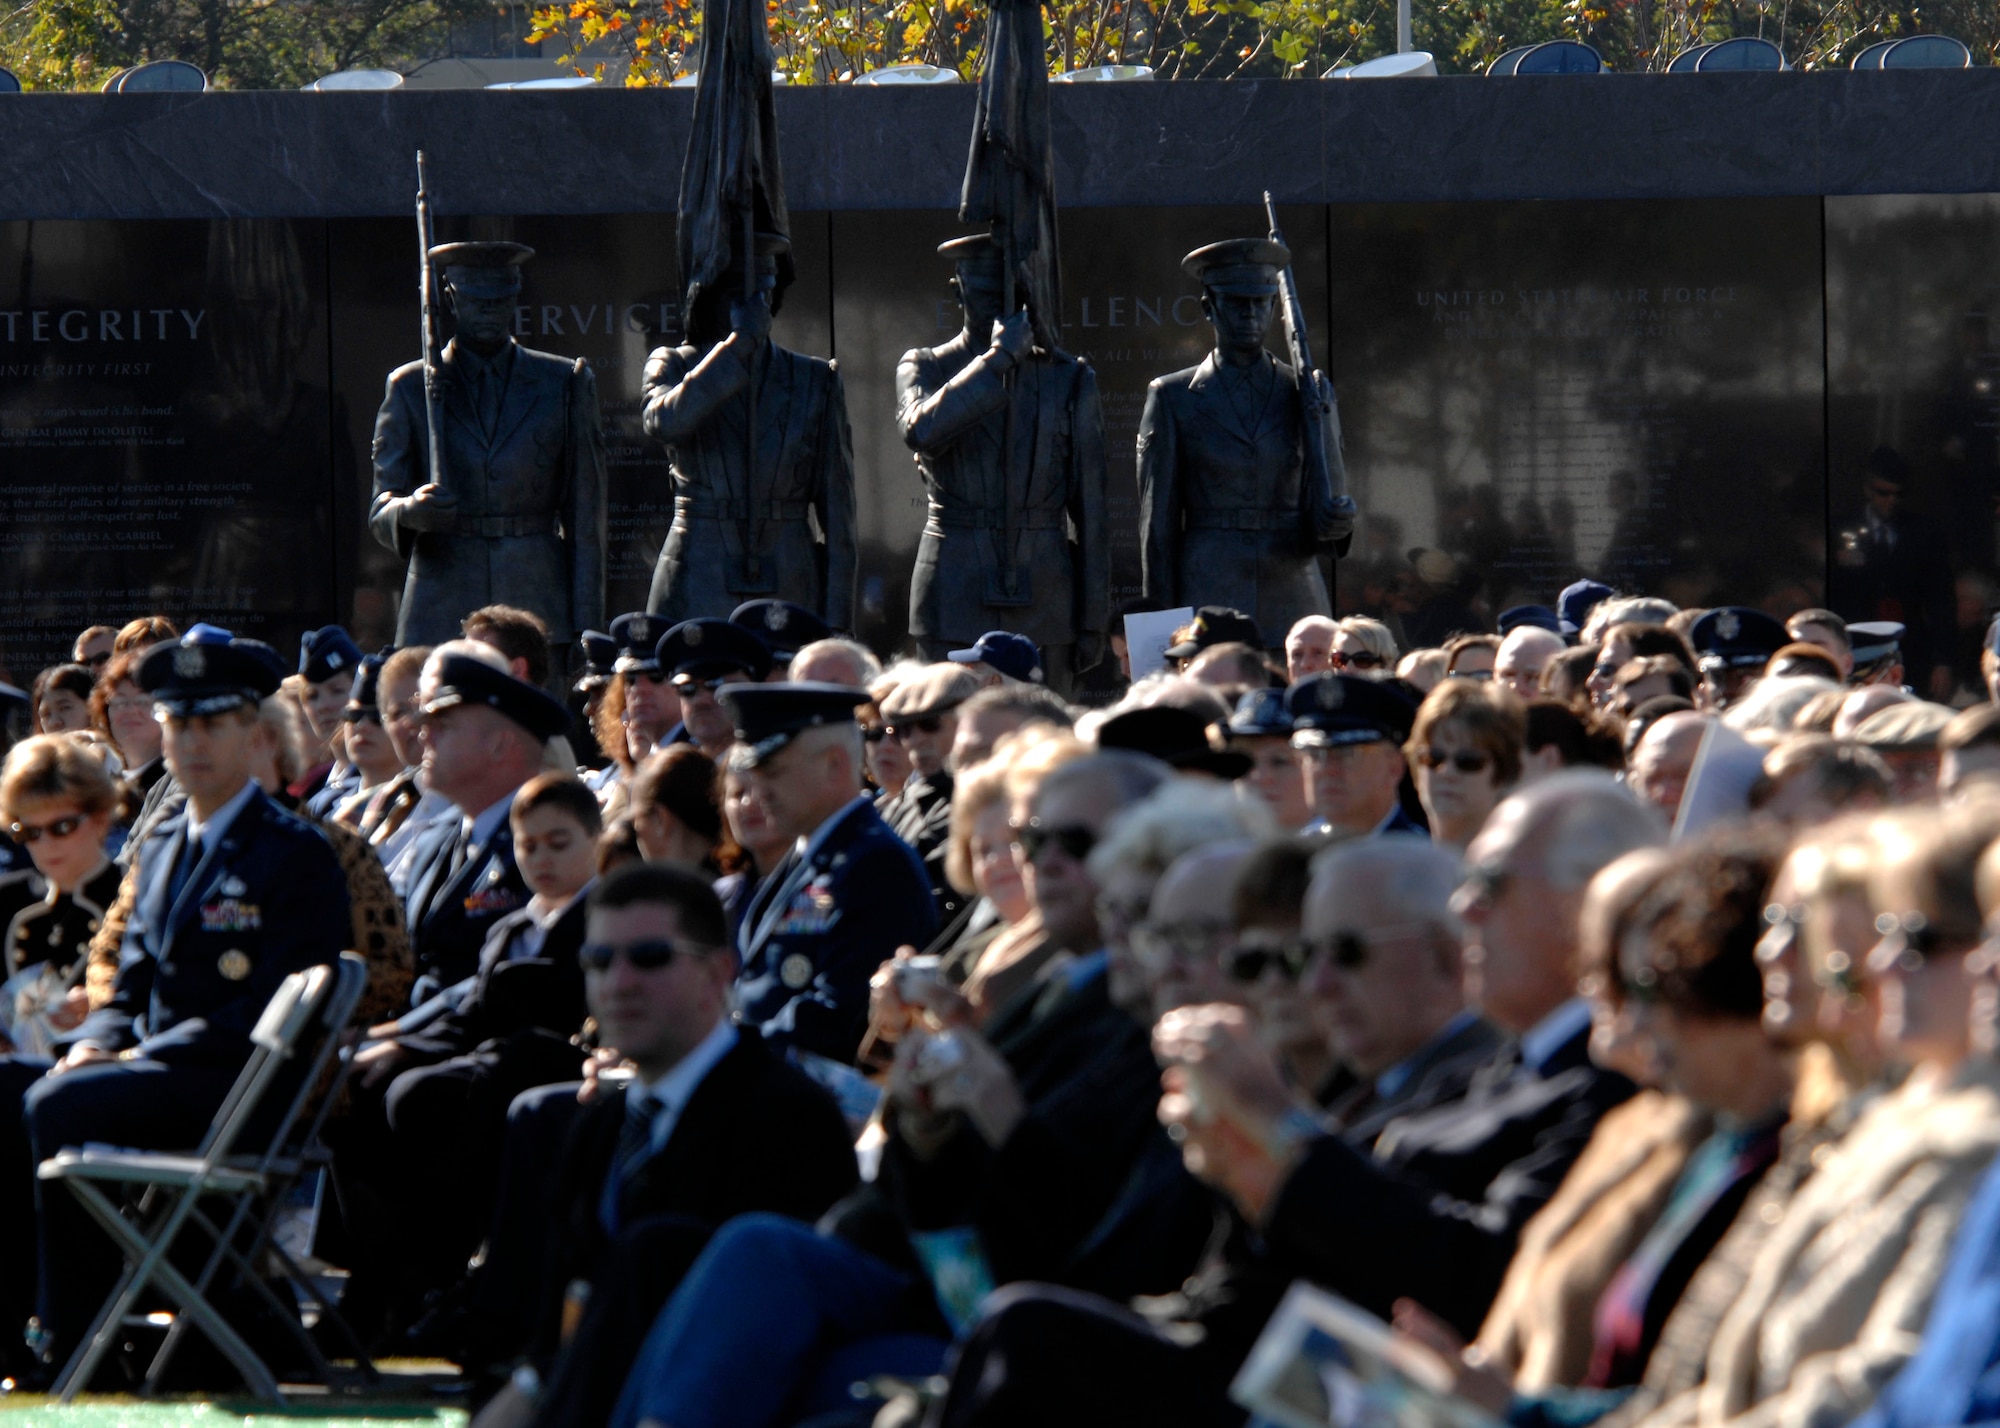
[615,1091,656,1181]
[167,832,202,908]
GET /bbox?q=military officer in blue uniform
[299,625,366,816]
[1286,673,1427,839]
[730,599,832,678]
[718,683,937,1065]
[656,618,774,762]
[399,652,571,1000]
[604,611,686,771]
[0,625,352,1374]
[1689,606,1788,711]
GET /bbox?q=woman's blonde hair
[0,733,119,822]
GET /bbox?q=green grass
[0,1405,465,1426]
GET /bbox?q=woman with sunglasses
[1406,680,1526,851]
[330,656,407,827]
[0,735,124,1056]
[1331,616,1399,679]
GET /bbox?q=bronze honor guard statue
[370,239,607,650]
[1138,212,1356,648]
[897,235,1109,694]
[641,0,856,629]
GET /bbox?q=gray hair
[1336,616,1401,663]
[1039,750,1172,826]
[1581,596,1678,646]
[791,637,882,688]
[1087,775,1275,883]
[961,684,1076,729]
[1310,836,1464,937]
[1506,768,1668,890]
[1724,675,1841,738]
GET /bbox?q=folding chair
[38,952,370,1402]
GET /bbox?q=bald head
[1495,627,1566,700]
[1305,837,1462,940]
[1286,616,1337,683]
[1833,685,1911,741]
[1145,840,1258,1017]
[1629,711,1708,824]
[789,639,879,689]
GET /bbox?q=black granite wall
[2,72,2000,221]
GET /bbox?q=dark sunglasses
[1447,669,1494,682]
[1329,651,1386,671]
[1871,910,1956,973]
[1226,940,1313,983]
[578,938,712,973]
[633,669,673,686]
[1305,932,1375,971]
[861,726,887,744]
[1417,747,1492,774]
[671,675,729,697]
[341,707,383,725]
[10,814,86,844]
[1011,818,1097,864]
[884,716,944,740]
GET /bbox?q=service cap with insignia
[421,654,570,742]
[1849,620,1906,668]
[1097,705,1251,780]
[576,629,619,693]
[1689,606,1788,673]
[1181,238,1290,296]
[658,619,775,685]
[139,627,285,718]
[299,625,364,685]
[340,649,394,724]
[609,611,664,675]
[719,682,870,772]
[1285,674,1418,750]
[1227,687,1294,739]
[731,600,831,662]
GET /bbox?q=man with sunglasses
[1286,672,1426,838]
[0,626,350,1380]
[655,618,774,763]
[878,665,982,923]
[722,683,936,1063]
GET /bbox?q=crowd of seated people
[13,582,2000,1428]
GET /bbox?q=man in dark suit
[0,626,350,1378]
[370,240,607,651]
[1138,238,1351,649]
[464,861,856,1428]
[720,682,938,1064]
[877,664,982,925]
[398,647,571,1000]
[1287,672,1427,839]
[897,234,1110,695]
[641,236,857,630]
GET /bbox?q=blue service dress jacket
[70,787,351,1071]
[735,796,938,1064]
[400,816,529,1002]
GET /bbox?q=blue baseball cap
[1557,580,1614,639]
[1498,605,1563,636]
[947,630,1045,684]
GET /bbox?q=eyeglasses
[861,726,887,744]
[671,676,729,697]
[578,938,714,973]
[1329,651,1386,671]
[1590,661,1622,682]
[884,717,944,740]
[10,814,87,844]
[1130,921,1232,969]
[1011,818,1097,864]
[1417,747,1493,774]
[1446,669,1495,682]
[1094,892,1152,932]
[1225,938,1313,983]
[1299,924,1438,973]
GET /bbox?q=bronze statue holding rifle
[641,0,857,628]
[1137,202,1357,649]
[894,0,1110,690]
[369,201,607,652]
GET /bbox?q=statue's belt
[1182,508,1302,532]
[456,515,557,538]
[926,503,1065,532]
[673,496,810,522]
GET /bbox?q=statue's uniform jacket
[641,338,858,630]
[370,338,607,647]
[1138,349,1344,647]
[896,331,1110,652]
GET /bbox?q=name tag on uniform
[200,898,262,933]
[774,875,839,936]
